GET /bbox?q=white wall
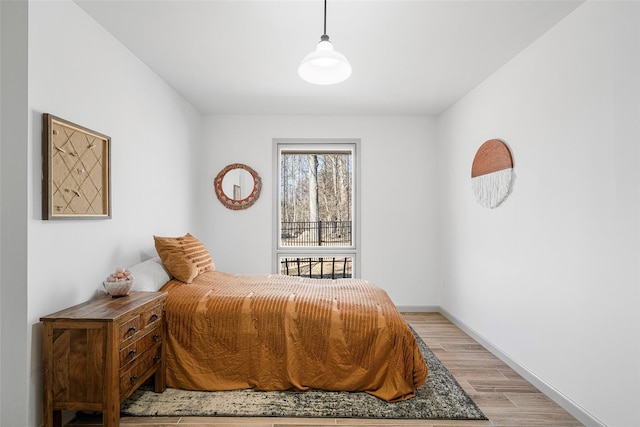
[0,1,3,417]
[7,1,202,426]
[196,115,440,308]
[438,2,639,426]
[0,1,29,425]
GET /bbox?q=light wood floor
[67,312,583,427]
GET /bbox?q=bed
[134,234,427,402]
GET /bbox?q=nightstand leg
[103,397,120,427]
[154,323,167,393]
[52,410,62,427]
[154,352,166,392]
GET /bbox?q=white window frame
[273,138,361,278]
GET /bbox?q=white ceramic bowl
[103,280,134,297]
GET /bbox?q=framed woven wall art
[42,114,111,220]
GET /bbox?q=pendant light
[298,0,352,85]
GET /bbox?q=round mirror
[213,163,262,210]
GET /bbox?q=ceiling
[75,0,583,116]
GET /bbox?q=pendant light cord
[323,0,327,36]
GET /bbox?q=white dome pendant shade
[298,0,352,85]
[298,35,352,85]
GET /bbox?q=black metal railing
[281,221,352,246]
[280,257,352,279]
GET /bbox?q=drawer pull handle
[152,334,161,342]
[127,326,136,335]
[130,375,137,385]
[150,313,159,322]
[153,355,161,364]
[129,349,137,357]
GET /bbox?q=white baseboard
[396,305,440,312]
[438,308,607,427]
[397,304,607,426]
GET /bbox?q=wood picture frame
[42,114,111,220]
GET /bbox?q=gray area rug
[121,327,486,420]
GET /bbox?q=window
[274,139,359,278]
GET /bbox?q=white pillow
[128,257,171,292]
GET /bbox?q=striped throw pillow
[154,233,215,283]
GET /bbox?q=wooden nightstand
[41,291,167,427]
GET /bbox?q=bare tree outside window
[280,152,352,247]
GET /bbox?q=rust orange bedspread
[161,271,427,402]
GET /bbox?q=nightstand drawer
[119,344,163,397]
[141,303,163,329]
[119,315,141,343]
[119,324,163,368]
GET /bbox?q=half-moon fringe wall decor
[471,139,514,209]
[472,168,513,208]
